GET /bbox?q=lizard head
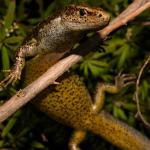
[61,5,110,31]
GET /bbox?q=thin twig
[99,0,150,38]
[135,55,150,128]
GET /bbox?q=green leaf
[17,127,31,137]
[79,58,109,78]
[5,36,23,44]
[105,38,125,52]
[4,0,16,29]
[0,140,4,147]
[83,64,89,77]
[1,110,21,137]
[113,106,119,118]
[4,0,10,6]
[117,107,127,121]
[113,106,127,120]
[36,0,44,16]
[43,2,56,18]
[89,65,107,77]
[1,46,10,70]
[31,141,45,149]
[0,25,6,40]
[128,113,136,126]
[100,74,112,82]
[141,80,149,100]
[90,60,108,68]
[117,44,130,69]
[123,103,136,111]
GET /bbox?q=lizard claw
[0,57,25,88]
[0,66,21,88]
[115,73,136,89]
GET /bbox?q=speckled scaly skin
[23,53,150,150]
[0,5,110,87]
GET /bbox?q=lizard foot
[115,73,136,89]
[0,64,23,88]
[0,57,25,88]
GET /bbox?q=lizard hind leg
[68,73,136,150]
[83,74,150,150]
[93,73,136,113]
[67,80,120,150]
[68,130,86,150]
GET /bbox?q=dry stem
[135,56,150,127]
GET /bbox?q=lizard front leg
[0,43,37,88]
[68,73,135,150]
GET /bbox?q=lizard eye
[79,9,87,16]
[97,13,102,17]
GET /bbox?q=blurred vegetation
[0,0,150,149]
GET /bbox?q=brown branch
[135,55,150,127]
[99,0,150,38]
[0,0,150,123]
[0,54,82,122]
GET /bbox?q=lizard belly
[22,54,94,129]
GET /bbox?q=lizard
[0,4,110,87]
[1,4,150,150]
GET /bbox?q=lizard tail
[85,111,150,150]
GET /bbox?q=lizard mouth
[66,20,110,31]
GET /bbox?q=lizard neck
[35,17,83,53]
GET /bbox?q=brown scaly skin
[0,5,110,87]
[22,53,150,150]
